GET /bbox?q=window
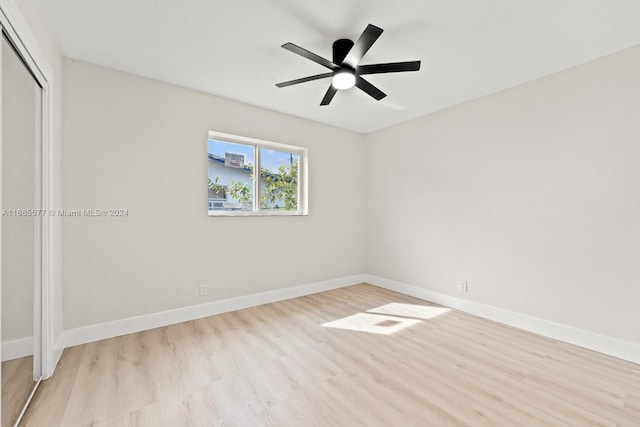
[208,183,227,200]
[207,131,308,216]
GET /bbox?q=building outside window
[207,131,308,216]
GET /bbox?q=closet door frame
[0,0,54,381]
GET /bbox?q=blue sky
[208,139,298,172]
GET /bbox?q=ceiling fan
[276,24,421,106]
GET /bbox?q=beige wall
[61,59,366,329]
[366,44,640,344]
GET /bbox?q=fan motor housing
[333,39,354,65]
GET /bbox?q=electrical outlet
[459,281,468,292]
[199,284,208,296]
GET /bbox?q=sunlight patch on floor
[367,302,451,320]
[322,313,421,335]
[322,302,451,335]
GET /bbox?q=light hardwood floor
[22,284,640,426]
[2,355,34,426]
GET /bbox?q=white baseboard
[364,274,640,364]
[1,337,33,362]
[57,273,640,368]
[63,274,367,349]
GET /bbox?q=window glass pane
[259,148,299,211]
[207,139,254,211]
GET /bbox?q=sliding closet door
[1,34,39,427]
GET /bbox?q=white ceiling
[40,0,640,134]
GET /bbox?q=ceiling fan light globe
[332,71,356,90]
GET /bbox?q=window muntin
[207,131,307,216]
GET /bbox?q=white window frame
[208,131,308,217]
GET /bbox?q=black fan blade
[282,43,338,70]
[355,76,386,100]
[276,73,333,88]
[320,85,338,106]
[358,61,421,75]
[342,24,383,68]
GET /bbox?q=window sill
[208,210,308,217]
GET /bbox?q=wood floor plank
[2,355,35,427]
[21,283,640,426]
